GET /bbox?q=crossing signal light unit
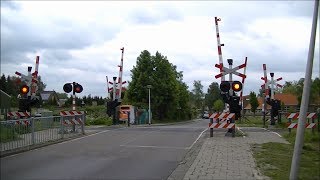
[63,83,73,93]
[220,81,242,92]
[220,81,230,92]
[232,81,242,92]
[20,85,29,94]
[63,82,83,94]
[74,83,83,93]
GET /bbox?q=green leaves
[213,99,224,112]
[249,91,259,115]
[127,50,192,121]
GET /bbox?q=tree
[191,80,204,111]
[282,78,319,106]
[36,76,46,92]
[127,50,192,121]
[204,82,222,112]
[213,99,224,113]
[0,74,7,93]
[249,91,259,117]
[56,92,68,99]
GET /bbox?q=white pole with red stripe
[262,64,269,98]
[214,17,225,82]
[31,56,40,97]
[239,57,247,105]
[106,76,110,99]
[227,59,233,96]
[113,77,117,101]
[117,47,124,102]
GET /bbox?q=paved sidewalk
[182,127,289,180]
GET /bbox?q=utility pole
[290,0,319,179]
[147,85,152,125]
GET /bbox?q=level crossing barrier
[286,112,317,133]
[208,113,235,137]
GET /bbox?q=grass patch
[0,125,19,142]
[252,130,320,180]
[152,118,192,124]
[85,117,112,126]
[237,116,265,127]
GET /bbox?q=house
[40,91,61,106]
[243,93,300,114]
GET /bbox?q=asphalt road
[1,119,208,180]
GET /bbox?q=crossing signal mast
[213,17,248,137]
[63,82,83,111]
[15,56,41,113]
[261,64,283,125]
[106,47,127,125]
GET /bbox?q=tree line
[0,74,46,107]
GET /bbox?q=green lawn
[252,130,320,180]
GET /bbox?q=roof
[40,91,58,101]
[244,93,298,110]
[273,93,298,105]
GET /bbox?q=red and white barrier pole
[31,56,40,96]
[239,57,247,105]
[117,47,124,102]
[262,64,268,98]
[214,17,225,82]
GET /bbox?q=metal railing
[0,114,85,153]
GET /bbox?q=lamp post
[147,85,152,125]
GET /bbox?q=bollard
[128,112,130,127]
[81,114,85,135]
[311,118,315,134]
[31,117,35,145]
[60,115,64,139]
[210,118,213,137]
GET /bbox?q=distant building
[40,91,61,106]
[243,93,301,114]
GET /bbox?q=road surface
[1,119,208,180]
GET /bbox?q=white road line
[58,129,111,145]
[237,127,246,137]
[270,131,282,137]
[187,128,207,150]
[249,127,283,138]
[120,145,188,150]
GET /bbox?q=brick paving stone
[182,127,288,180]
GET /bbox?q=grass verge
[252,130,320,180]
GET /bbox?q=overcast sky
[1,1,319,98]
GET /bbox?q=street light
[147,85,152,125]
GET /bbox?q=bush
[0,125,19,142]
[85,117,112,126]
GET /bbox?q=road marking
[58,129,111,145]
[187,128,207,150]
[237,127,246,137]
[270,131,282,137]
[120,145,188,150]
[262,128,283,137]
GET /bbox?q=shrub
[85,117,112,126]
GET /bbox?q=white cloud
[1,1,319,98]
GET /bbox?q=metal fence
[0,114,85,152]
